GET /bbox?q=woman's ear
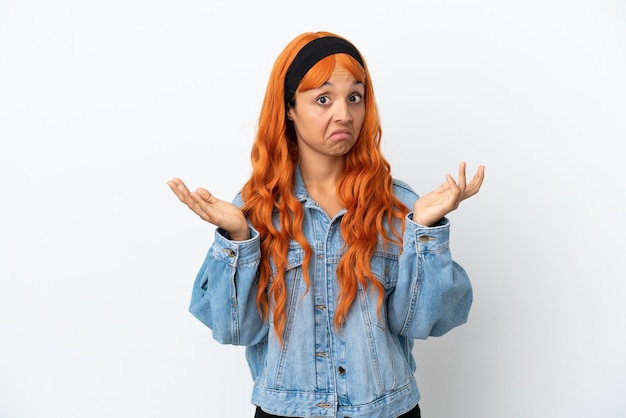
[286,106,294,121]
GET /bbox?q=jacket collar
[293,165,308,202]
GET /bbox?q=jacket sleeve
[188,225,269,346]
[387,215,473,339]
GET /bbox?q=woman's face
[287,65,365,162]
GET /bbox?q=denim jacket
[189,170,472,418]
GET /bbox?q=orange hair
[240,32,409,343]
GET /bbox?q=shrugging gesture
[167,177,249,241]
[168,31,486,418]
[413,162,485,227]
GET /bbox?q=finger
[445,173,461,196]
[186,192,214,221]
[194,187,217,204]
[190,189,218,220]
[463,165,486,198]
[435,178,452,192]
[193,187,222,212]
[166,180,180,196]
[167,179,193,204]
[189,191,210,210]
[167,177,190,195]
[168,177,188,191]
[457,161,467,191]
[472,165,485,185]
[469,165,485,186]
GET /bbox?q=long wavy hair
[240,31,409,344]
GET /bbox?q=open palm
[167,177,249,241]
[412,162,485,227]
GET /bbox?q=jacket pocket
[361,252,399,330]
[265,244,311,388]
[267,243,305,326]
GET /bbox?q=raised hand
[167,178,250,241]
[412,162,485,227]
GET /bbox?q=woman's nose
[333,100,352,123]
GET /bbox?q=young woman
[168,31,485,418]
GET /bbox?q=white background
[1,0,625,417]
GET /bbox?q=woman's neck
[298,155,345,218]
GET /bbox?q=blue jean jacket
[189,171,472,418]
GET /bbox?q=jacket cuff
[404,214,451,253]
[212,226,261,266]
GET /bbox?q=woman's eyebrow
[319,80,364,88]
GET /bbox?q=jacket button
[338,366,346,375]
[418,235,435,243]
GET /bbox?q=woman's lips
[328,129,353,140]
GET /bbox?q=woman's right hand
[167,177,250,241]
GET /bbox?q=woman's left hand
[412,162,485,227]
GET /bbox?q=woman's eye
[316,96,329,105]
[350,94,362,103]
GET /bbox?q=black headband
[284,36,364,104]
